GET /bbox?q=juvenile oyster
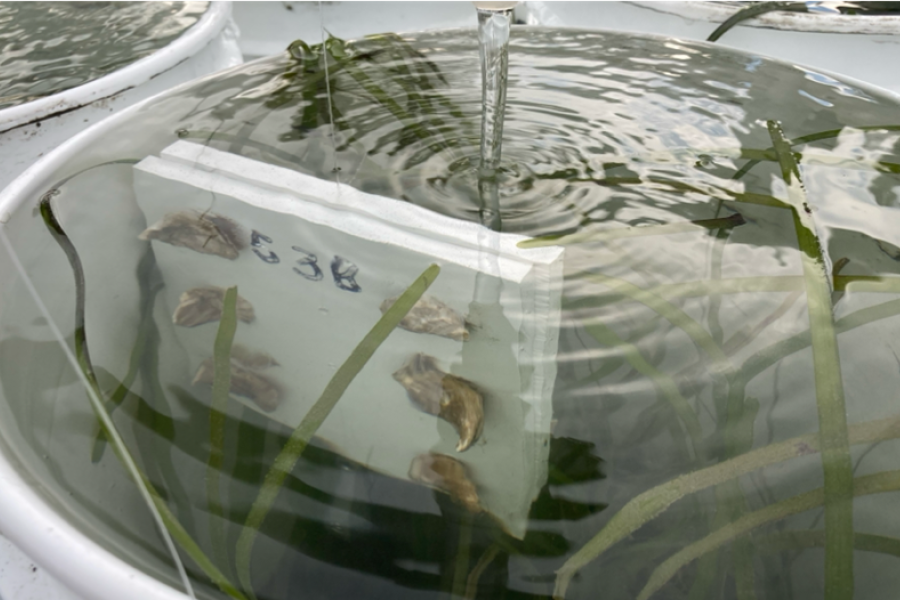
[380,295,468,341]
[139,210,247,260]
[230,344,279,370]
[173,286,255,327]
[409,452,481,513]
[192,345,281,412]
[393,353,483,452]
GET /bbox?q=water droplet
[318,307,328,315]
[176,128,188,138]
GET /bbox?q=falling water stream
[476,7,512,172]
[471,4,515,310]
[475,5,513,232]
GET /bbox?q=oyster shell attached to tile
[192,345,281,412]
[409,452,481,513]
[140,210,247,260]
[173,286,255,327]
[380,294,468,341]
[230,345,279,370]
[393,353,483,452]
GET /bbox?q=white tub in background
[0,2,243,195]
[230,1,900,96]
[0,10,539,596]
[521,1,900,95]
[231,1,478,60]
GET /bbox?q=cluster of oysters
[174,285,284,412]
[141,210,282,412]
[382,294,486,514]
[141,209,485,512]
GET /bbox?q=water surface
[0,2,208,110]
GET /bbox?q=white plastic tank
[231,1,477,60]
[0,2,242,194]
[230,2,900,95]
[521,1,900,95]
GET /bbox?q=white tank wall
[232,1,478,60]
[0,3,243,195]
[522,1,900,96]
